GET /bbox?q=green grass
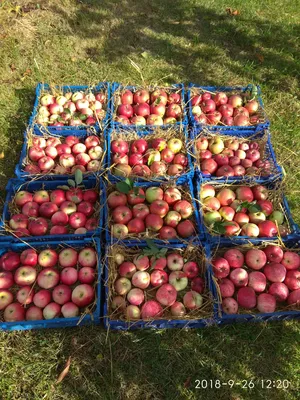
[0,0,299,399]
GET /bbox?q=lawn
[0,0,299,399]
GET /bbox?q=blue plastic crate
[15,127,107,180]
[104,241,218,330]
[196,177,300,244]
[103,178,203,244]
[0,177,104,242]
[29,82,111,133]
[110,82,188,129]
[187,83,269,131]
[106,125,194,185]
[0,237,101,331]
[190,127,283,184]
[206,237,300,325]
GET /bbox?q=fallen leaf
[255,53,264,63]
[96,353,103,361]
[226,8,240,16]
[10,64,16,72]
[0,152,5,159]
[56,357,71,384]
[141,51,149,59]
[0,33,7,40]
[21,68,32,81]
[184,377,191,388]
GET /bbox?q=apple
[60,302,79,318]
[111,296,126,311]
[22,201,39,218]
[223,249,244,268]
[37,268,60,289]
[125,218,145,234]
[167,139,183,154]
[263,245,284,263]
[257,293,276,313]
[127,188,146,206]
[208,138,224,154]
[26,306,43,320]
[145,214,163,231]
[38,249,58,268]
[281,251,300,270]
[9,214,29,230]
[133,255,149,271]
[159,226,177,239]
[245,100,259,115]
[268,282,289,302]
[284,270,300,290]
[248,271,266,293]
[249,212,266,224]
[258,221,278,237]
[115,277,131,295]
[264,263,286,283]
[170,302,186,317]
[218,278,234,298]
[269,211,284,225]
[127,288,144,306]
[132,204,150,220]
[60,201,77,215]
[245,249,267,270]
[0,251,20,271]
[33,289,51,308]
[156,283,177,306]
[212,257,230,278]
[132,165,151,176]
[52,284,72,305]
[72,284,94,307]
[14,265,36,286]
[203,211,221,226]
[145,187,164,203]
[191,277,204,294]
[69,212,87,229]
[4,303,25,322]
[200,184,215,200]
[257,200,273,216]
[203,197,221,211]
[201,159,218,174]
[119,262,137,278]
[19,249,37,267]
[0,289,14,310]
[287,289,300,306]
[237,287,256,309]
[151,257,167,270]
[112,224,128,238]
[183,291,203,309]
[43,302,61,319]
[150,270,168,287]
[51,211,69,226]
[230,268,248,287]
[112,206,133,225]
[60,267,78,285]
[216,188,236,206]
[222,297,238,314]
[241,223,260,237]
[169,271,188,291]
[219,206,235,221]
[141,300,163,319]
[167,253,183,271]
[59,248,78,268]
[234,212,250,226]
[132,271,150,289]
[173,200,193,219]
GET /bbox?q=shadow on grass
[52,322,299,400]
[0,87,34,200]
[49,0,299,88]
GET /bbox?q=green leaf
[57,185,70,191]
[141,51,149,59]
[68,179,75,187]
[145,239,158,251]
[64,108,71,115]
[125,178,134,189]
[158,248,168,257]
[147,154,155,166]
[248,204,262,213]
[116,181,131,194]
[75,169,83,186]
[212,221,236,234]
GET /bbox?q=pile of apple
[0,246,97,322]
[191,91,262,126]
[7,187,99,237]
[35,91,106,127]
[111,251,206,320]
[196,136,271,178]
[108,186,196,240]
[111,137,188,178]
[212,245,300,314]
[24,135,103,175]
[114,88,183,126]
[201,184,288,237]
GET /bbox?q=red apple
[237,287,256,309]
[212,257,230,278]
[245,249,267,270]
